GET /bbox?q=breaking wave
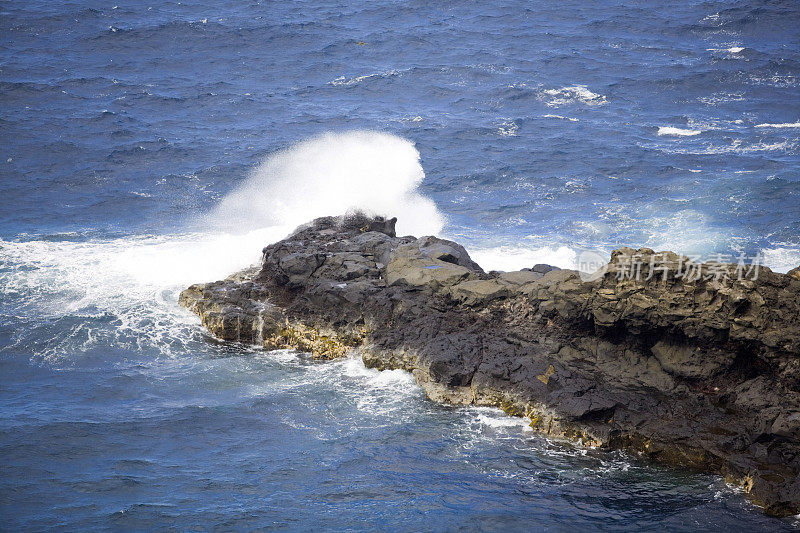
[658,126,703,136]
[211,130,444,237]
[0,131,446,361]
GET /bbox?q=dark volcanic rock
[180,213,800,517]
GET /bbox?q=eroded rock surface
[180,213,800,517]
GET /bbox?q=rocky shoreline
[180,213,800,517]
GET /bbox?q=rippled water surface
[1,0,799,530]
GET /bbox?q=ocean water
[1,0,799,530]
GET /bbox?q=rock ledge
[180,213,800,517]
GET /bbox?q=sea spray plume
[210,131,444,237]
[0,132,445,362]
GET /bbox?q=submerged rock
[180,213,800,517]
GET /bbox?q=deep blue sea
[1,1,799,530]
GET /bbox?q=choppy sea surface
[1,1,799,530]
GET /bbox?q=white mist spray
[210,130,444,237]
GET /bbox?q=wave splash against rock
[180,213,800,517]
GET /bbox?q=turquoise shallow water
[1,0,799,530]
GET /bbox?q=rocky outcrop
[180,213,800,517]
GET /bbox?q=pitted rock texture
[180,213,800,517]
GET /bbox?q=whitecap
[540,85,607,107]
[706,46,745,54]
[543,114,579,122]
[754,121,800,129]
[497,120,518,136]
[329,68,408,87]
[657,126,703,136]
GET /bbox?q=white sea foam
[497,120,518,136]
[640,210,733,255]
[655,138,798,155]
[338,356,423,418]
[707,46,745,54]
[470,406,530,430]
[468,245,578,272]
[329,68,408,87]
[698,92,745,106]
[540,85,607,107]
[760,247,800,274]
[0,228,288,361]
[657,126,702,136]
[543,114,579,122]
[462,208,799,278]
[754,121,800,129]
